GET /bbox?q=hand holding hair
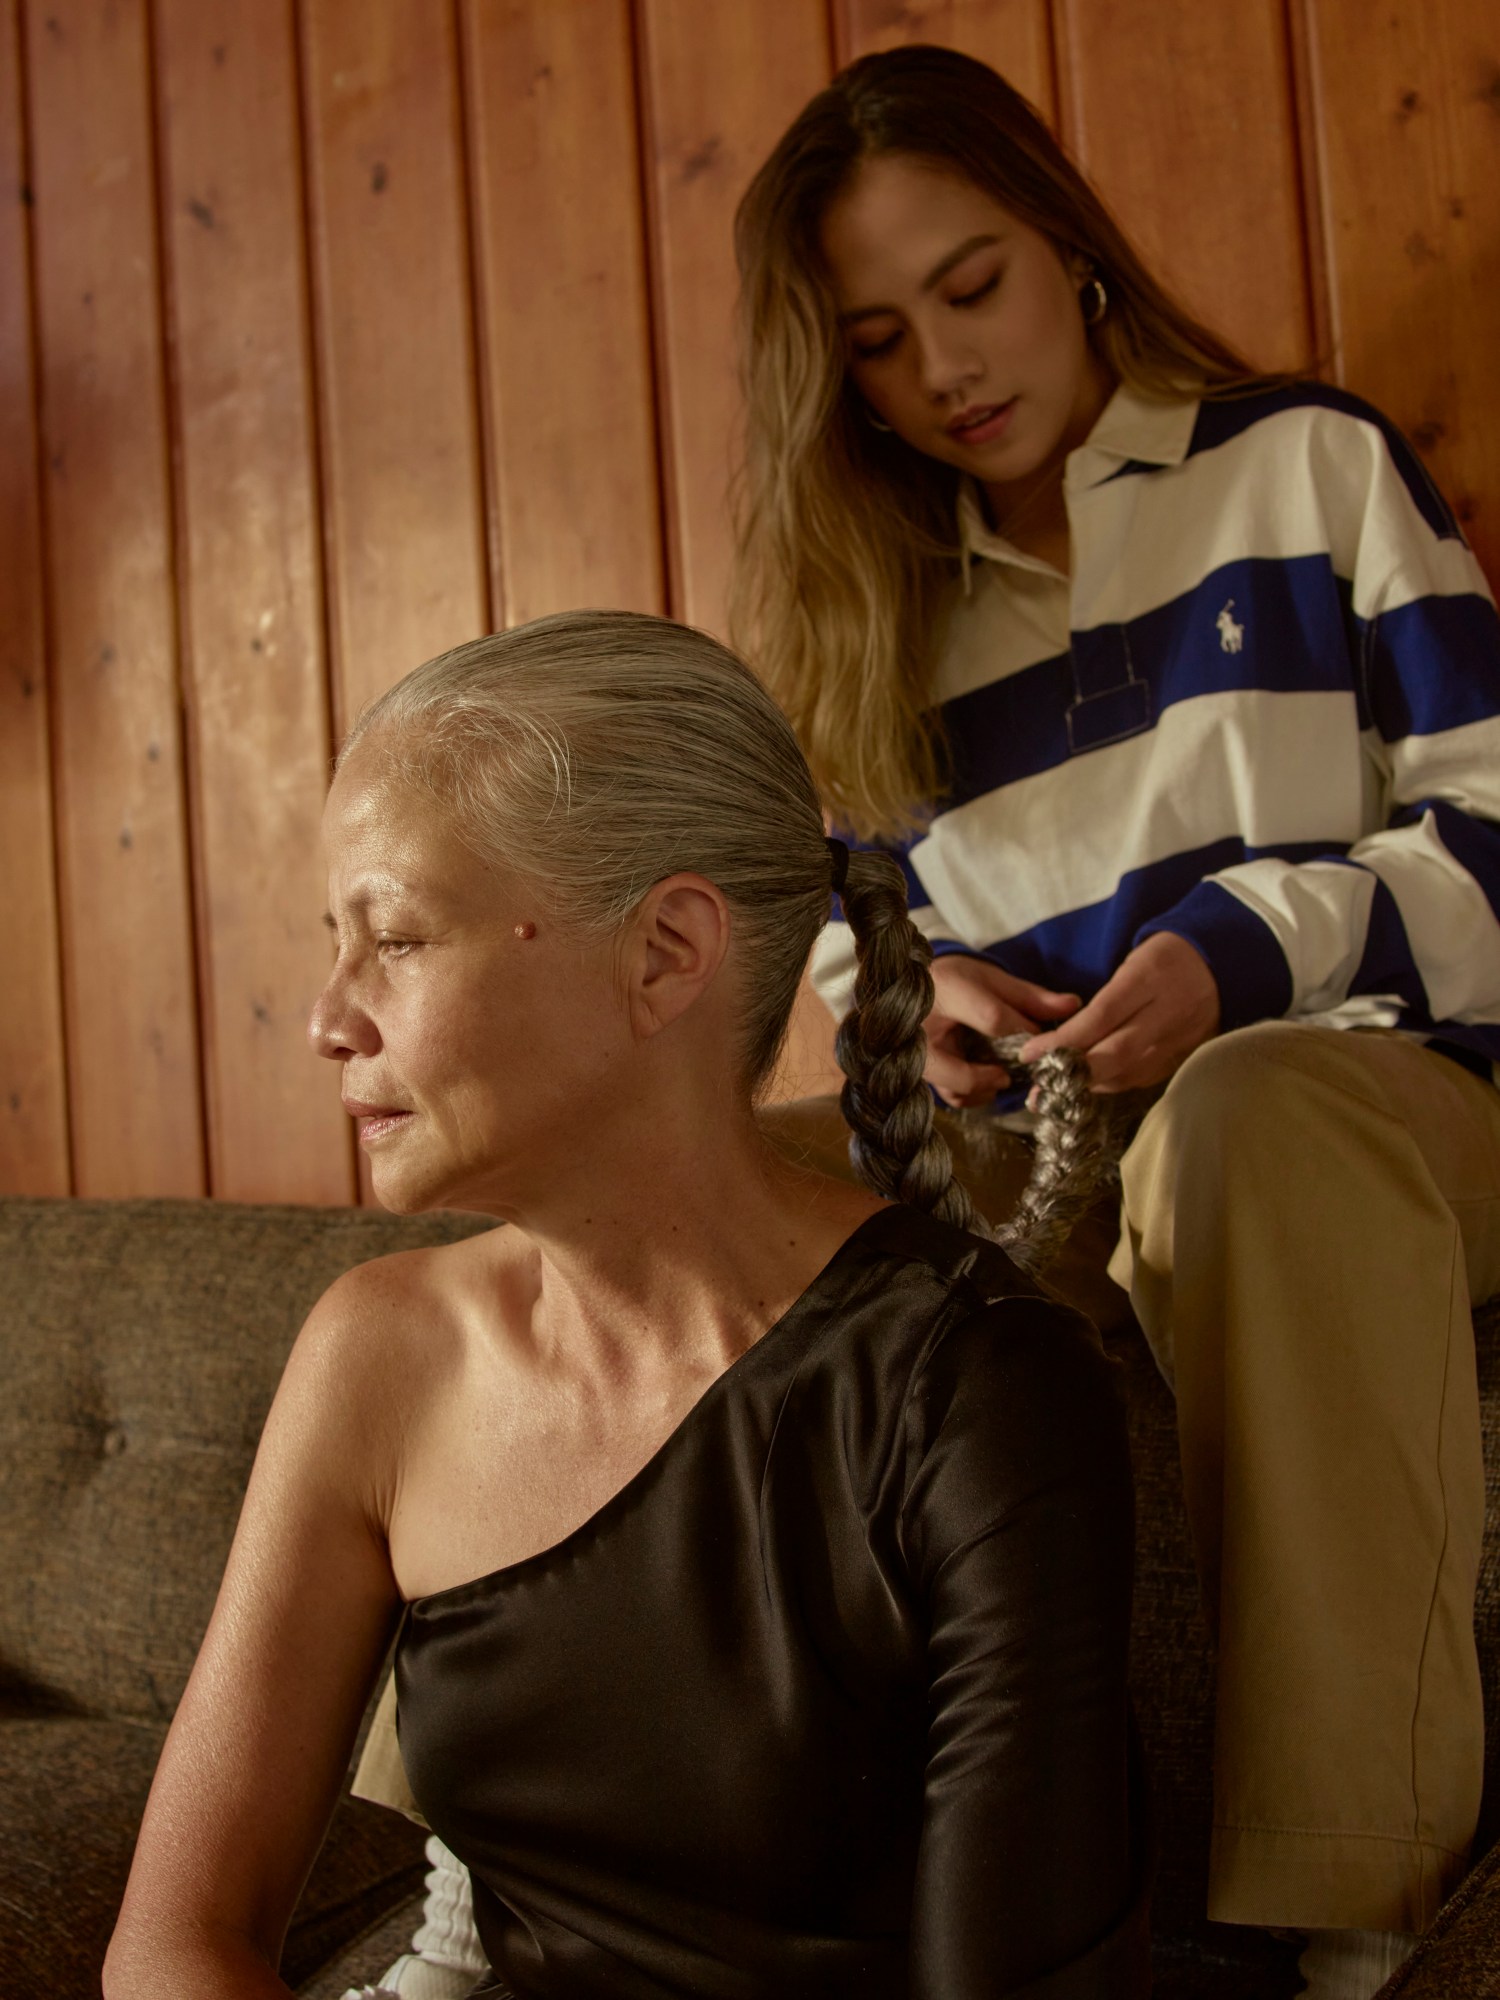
[925,952,1081,1106]
[833,844,1134,1274]
[1018,930,1221,1093]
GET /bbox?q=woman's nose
[307,966,378,1062]
[916,322,979,403]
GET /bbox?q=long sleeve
[1136,407,1500,1066]
[899,1300,1145,1998]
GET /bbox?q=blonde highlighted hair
[731,44,1275,842]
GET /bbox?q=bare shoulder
[283,1223,535,1446]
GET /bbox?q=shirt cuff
[1134,880,1293,1031]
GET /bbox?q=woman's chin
[365,1148,451,1217]
[368,1150,504,1220]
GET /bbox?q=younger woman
[105,612,1144,2000]
[732,43,1500,2000]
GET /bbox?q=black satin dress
[396,1204,1146,1999]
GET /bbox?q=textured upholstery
[1,1195,1496,2000]
[0,1197,493,2000]
[1378,1833,1500,1997]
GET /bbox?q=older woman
[104,611,1142,2000]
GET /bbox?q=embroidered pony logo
[1217,600,1245,653]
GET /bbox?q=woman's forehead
[324,748,478,888]
[820,155,1018,297]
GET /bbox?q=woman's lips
[343,1100,414,1145]
[947,397,1016,446]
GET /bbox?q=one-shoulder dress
[394,1203,1147,1999]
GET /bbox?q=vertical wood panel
[635,0,833,636]
[0,0,69,1193]
[460,0,663,626]
[300,0,488,737]
[1056,0,1314,373]
[155,0,352,1204]
[25,0,204,1196]
[1301,0,1500,586]
[834,0,1055,124]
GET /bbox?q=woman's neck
[482,1092,884,1385]
[982,470,1071,571]
[981,357,1117,574]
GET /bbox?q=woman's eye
[851,328,901,361]
[376,937,417,959]
[951,272,1000,309]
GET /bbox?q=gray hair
[340,610,832,1087]
[342,609,1116,1269]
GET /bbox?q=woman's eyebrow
[839,233,1004,324]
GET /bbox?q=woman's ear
[621,873,733,1041]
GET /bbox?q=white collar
[957,384,1201,590]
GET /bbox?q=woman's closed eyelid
[852,328,901,360]
[950,270,1000,307]
[850,269,1001,358]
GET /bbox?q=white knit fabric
[340,1836,487,2000]
[1298,1926,1418,1999]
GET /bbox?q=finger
[1003,980,1082,1020]
[931,957,1077,1027]
[924,1045,1011,1103]
[1068,1024,1167,1094]
[934,990,1041,1041]
[1017,984,1132,1065]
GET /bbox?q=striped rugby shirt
[811,381,1500,1085]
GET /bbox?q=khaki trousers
[357,1025,1500,1935]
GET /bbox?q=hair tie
[826,836,850,893]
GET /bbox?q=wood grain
[1300,0,1500,587]
[0,0,69,1193]
[635,0,832,634]
[833,0,1056,124]
[154,0,353,1204]
[25,0,204,1196]
[1055,0,1315,373]
[299,0,489,737]
[460,0,663,626]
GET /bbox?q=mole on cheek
[513,921,537,941]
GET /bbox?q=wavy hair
[731,44,1273,841]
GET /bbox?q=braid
[833,852,1130,1273]
[833,852,989,1237]
[979,1034,1125,1274]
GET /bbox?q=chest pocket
[1065,624,1153,754]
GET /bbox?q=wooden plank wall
[3,0,1496,1200]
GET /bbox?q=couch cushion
[295,1892,427,2000]
[0,1198,494,1723]
[1376,1831,1500,1997]
[0,1712,426,1999]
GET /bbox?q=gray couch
[2,1195,1498,1999]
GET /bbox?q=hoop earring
[1080,274,1108,326]
[862,401,894,434]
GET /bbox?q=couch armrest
[1376,1840,1500,1998]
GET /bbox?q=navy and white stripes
[812,382,1500,1082]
